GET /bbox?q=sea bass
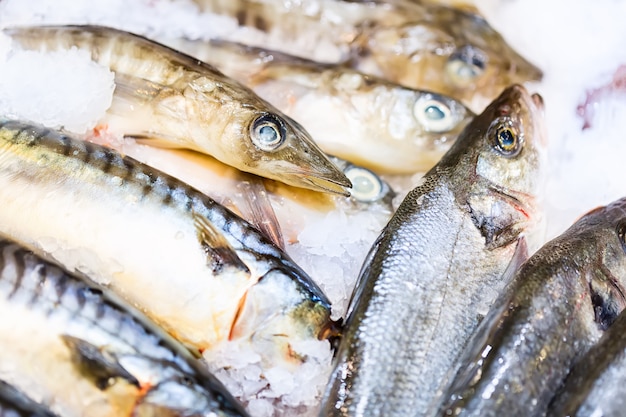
[162,38,474,173]
[0,120,332,391]
[319,84,546,417]
[547,309,626,417]
[437,198,626,417]
[0,380,59,417]
[190,0,542,107]
[3,25,351,195]
[0,237,248,417]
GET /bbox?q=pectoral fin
[237,176,285,250]
[192,212,250,275]
[61,334,140,390]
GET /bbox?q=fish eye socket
[489,119,522,157]
[413,96,456,133]
[250,114,286,151]
[446,46,487,87]
[617,222,626,253]
[344,166,384,203]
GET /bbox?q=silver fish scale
[331,180,516,416]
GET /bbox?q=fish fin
[502,237,528,283]
[192,212,250,275]
[236,176,285,250]
[61,334,140,390]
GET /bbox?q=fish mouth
[300,174,352,197]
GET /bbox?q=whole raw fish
[438,198,626,417]
[3,25,351,195]
[0,120,333,396]
[0,237,248,417]
[548,310,626,417]
[191,0,542,107]
[162,38,474,173]
[320,84,546,417]
[0,380,59,417]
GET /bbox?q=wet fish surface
[319,84,546,416]
[437,197,626,417]
[163,37,474,173]
[0,236,248,417]
[0,380,59,417]
[3,25,351,195]
[547,300,626,416]
[0,119,332,380]
[191,0,542,107]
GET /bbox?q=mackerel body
[0,381,59,417]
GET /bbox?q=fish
[86,130,395,318]
[436,198,626,417]
[0,380,60,417]
[161,38,475,174]
[547,310,626,417]
[190,0,542,107]
[319,84,547,417]
[0,119,333,393]
[3,25,351,195]
[0,236,249,417]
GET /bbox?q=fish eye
[489,118,522,157]
[413,96,455,133]
[250,114,286,151]
[446,45,487,88]
[617,222,626,253]
[344,165,384,202]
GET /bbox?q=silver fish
[0,119,332,386]
[3,25,351,195]
[0,236,248,417]
[191,0,542,107]
[437,198,626,417]
[0,380,59,417]
[162,38,474,174]
[319,84,546,416]
[547,310,626,417]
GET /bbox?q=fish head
[185,76,351,195]
[563,199,626,330]
[363,7,542,107]
[440,84,546,247]
[225,268,333,371]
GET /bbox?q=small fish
[0,380,59,417]
[547,310,626,417]
[319,84,547,417]
[0,120,332,392]
[162,38,475,174]
[0,236,248,417]
[191,0,542,107]
[437,198,626,417]
[3,25,351,195]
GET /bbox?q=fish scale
[321,85,546,417]
[0,237,248,416]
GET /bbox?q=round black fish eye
[489,119,522,157]
[250,114,286,151]
[617,222,626,253]
[446,45,487,88]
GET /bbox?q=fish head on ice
[439,84,547,248]
[192,76,352,196]
[363,6,543,108]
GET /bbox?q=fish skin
[319,84,546,417]
[437,198,626,417]
[0,380,59,417]
[3,25,351,195]
[0,236,248,417]
[191,0,542,107]
[161,37,475,174]
[547,310,626,417]
[0,119,332,376]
